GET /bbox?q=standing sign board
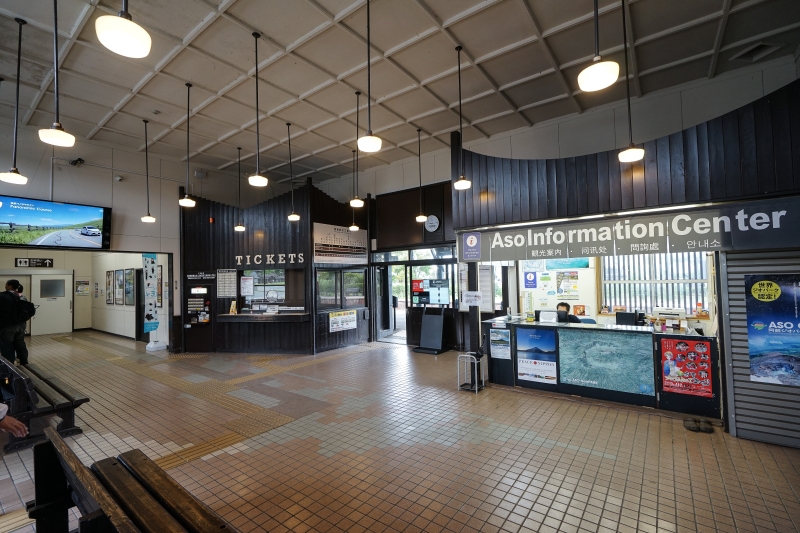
[744,274,800,387]
[141,254,159,333]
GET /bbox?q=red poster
[661,338,712,398]
[412,280,424,292]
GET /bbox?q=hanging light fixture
[95,0,151,59]
[178,83,196,207]
[453,46,471,191]
[618,2,644,163]
[39,0,75,147]
[286,123,300,222]
[1,19,28,185]
[357,0,381,153]
[349,150,359,232]
[350,91,365,208]
[415,129,427,223]
[578,0,619,92]
[140,120,156,223]
[248,33,268,187]
[235,147,246,231]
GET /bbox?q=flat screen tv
[0,195,111,249]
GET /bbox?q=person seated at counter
[557,302,583,323]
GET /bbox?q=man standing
[14,284,29,365]
[0,279,23,364]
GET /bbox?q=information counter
[484,318,720,417]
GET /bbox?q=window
[317,271,340,310]
[343,271,366,308]
[40,279,65,298]
[242,269,304,310]
[601,252,709,314]
[372,250,409,262]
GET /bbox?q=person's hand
[0,416,28,438]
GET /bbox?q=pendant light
[618,2,644,163]
[235,147,245,231]
[287,123,300,222]
[140,120,156,223]
[350,91,365,208]
[578,0,619,92]
[453,46,471,191]
[349,150,359,232]
[178,83,196,207]
[95,0,151,58]
[248,33,268,187]
[39,0,75,147]
[357,0,381,153]
[415,129,426,223]
[0,19,28,185]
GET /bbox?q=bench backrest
[0,360,38,413]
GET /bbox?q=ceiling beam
[708,0,733,79]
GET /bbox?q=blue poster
[142,253,160,333]
[516,328,557,383]
[523,272,537,288]
[745,274,800,387]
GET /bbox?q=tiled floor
[1,331,800,533]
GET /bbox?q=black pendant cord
[456,46,464,178]
[352,150,356,225]
[143,119,150,215]
[594,0,600,58]
[417,128,422,215]
[253,32,261,175]
[185,83,192,195]
[355,91,360,196]
[287,123,295,213]
[622,1,633,147]
[237,147,242,221]
[12,18,25,170]
[52,0,61,125]
[366,0,372,137]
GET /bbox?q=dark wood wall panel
[451,79,800,230]
[375,181,454,250]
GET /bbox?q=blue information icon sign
[524,272,537,288]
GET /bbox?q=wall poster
[661,338,713,397]
[75,280,90,296]
[489,329,511,360]
[124,268,135,306]
[114,269,124,305]
[745,274,800,387]
[313,223,368,264]
[142,254,159,333]
[516,328,557,383]
[157,265,163,308]
[556,271,580,300]
[329,310,357,332]
[106,270,114,304]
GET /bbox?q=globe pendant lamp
[248,33,268,187]
[286,123,300,222]
[0,19,29,185]
[415,129,426,223]
[140,120,156,223]
[357,0,381,153]
[95,0,151,58]
[235,147,245,231]
[618,2,644,163]
[577,0,619,92]
[350,91,365,208]
[453,46,471,191]
[39,0,75,147]
[178,83,196,207]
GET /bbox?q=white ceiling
[1,0,799,184]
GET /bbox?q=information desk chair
[579,318,597,324]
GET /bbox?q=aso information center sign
[459,196,800,262]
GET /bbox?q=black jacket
[0,290,20,328]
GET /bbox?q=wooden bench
[0,360,89,453]
[27,427,235,533]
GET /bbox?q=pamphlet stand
[458,352,485,393]
[413,307,445,355]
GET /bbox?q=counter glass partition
[242,268,305,310]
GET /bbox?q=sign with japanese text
[458,196,800,261]
[661,338,713,398]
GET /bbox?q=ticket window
[241,269,305,311]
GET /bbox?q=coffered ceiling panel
[1,0,797,182]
